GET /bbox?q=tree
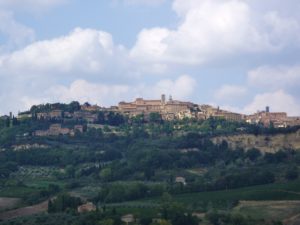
[99,168,112,181]
[149,112,162,123]
[98,219,114,225]
[48,200,54,213]
[285,167,298,180]
[131,114,145,125]
[66,165,76,178]
[98,111,105,124]
[69,101,81,112]
[48,194,82,213]
[140,217,152,225]
[151,220,172,225]
[206,212,221,225]
[246,148,261,161]
[106,112,125,126]
[162,123,173,136]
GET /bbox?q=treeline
[25,184,61,205]
[91,168,277,204]
[0,162,18,178]
[0,131,298,178]
[30,102,81,114]
[48,194,82,213]
[94,182,165,203]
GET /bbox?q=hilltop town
[1,94,299,137]
[1,95,300,225]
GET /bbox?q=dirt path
[0,198,21,211]
[283,213,300,225]
[0,200,48,221]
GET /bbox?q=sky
[0,0,300,116]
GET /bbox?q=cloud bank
[0,0,300,116]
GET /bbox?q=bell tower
[161,94,166,105]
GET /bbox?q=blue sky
[0,0,300,115]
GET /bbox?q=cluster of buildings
[35,109,99,123]
[35,124,84,137]
[118,95,247,122]
[118,94,196,120]
[10,94,300,137]
[246,107,300,128]
[119,96,300,128]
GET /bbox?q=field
[0,187,38,199]
[173,181,300,208]
[106,180,300,211]
[0,198,20,212]
[0,199,48,221]
[234,201,300,222]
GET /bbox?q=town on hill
[1,95,300,225]
[1,94,298,137]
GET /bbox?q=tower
[161,94,166,105]
[266,106,270,113]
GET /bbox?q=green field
[108,180,300,211]
[0,186,37,198]
[0,179,65,199]
[23,179,65,189]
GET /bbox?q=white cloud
[130,0,300,65]
[215,64,300,116]
[214,85,247,101]
[0,10,35,50]
[48,75,196,106]
[47,80,130,106]
[248,65,300,89]
[145,74,196,100]
[17,80,130,112]
[1,27,198,114]
[264,11,300,47]
[1,0,300,115]
[243,90,300,116]
[131,28,170,62]
[0,28,122,76]
[3,74,196,114]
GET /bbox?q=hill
[0,102,300,225]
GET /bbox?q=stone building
[74,111,98,123]
[36,110,63,120]
[81,104,101,112]
[285,117,300,127]
[175,176,187,186]
[17,112,32,120]
[199,105,244,122]
[35,124,84,137]
[35,124,70,136]
[118,94,194,118]
[49,110,63,119]
[36,112,48,120]
[213,110,244,122]
[246,110,288,127]
[121,214,135,225]
[74,125,84,133]
[77,202,96,213]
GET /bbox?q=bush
[285,167,298,181]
